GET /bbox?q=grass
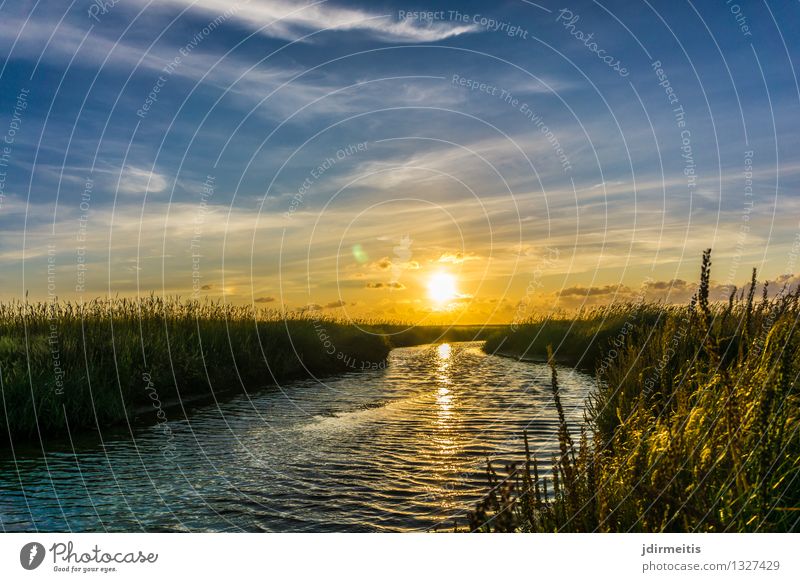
[483,303,666,367]
[376,323,499,347]
[0,297,502,443]
[0,296,397,442]
[469,250,800,532]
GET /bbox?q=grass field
[0,297,401,442]
[470,251,800,532]
[0,296,501,443]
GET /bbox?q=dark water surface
[0,342,593,532]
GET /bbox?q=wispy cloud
[438,251,480,264]
[117,166,169,194]
[147,0,480,42]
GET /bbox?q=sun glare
[427,272,458,306]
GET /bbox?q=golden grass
[470,251,800,532]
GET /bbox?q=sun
[427,272,458,306]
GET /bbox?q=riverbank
[0,298,506,444]
[470,251,800,532]
[0,298,399,443]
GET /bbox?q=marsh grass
[470,250,800,532]
[0,296,393,441]
[483,303,666,367]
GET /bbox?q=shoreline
[486,346,597,372]
[0,301,500,447]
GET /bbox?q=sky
[0,0,798,324]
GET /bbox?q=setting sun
[427,272,458,306]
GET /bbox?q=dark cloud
[558,284,630,297]
[366,281,405,289]
[200,284,213,290]
[370,256,418,271]
[375,257,392,270]
[646,279,690,290]
[324,299,347,308]
[254,296,276,303]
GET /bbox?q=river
[0,342,593,532]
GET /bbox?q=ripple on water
[0,341,593,532]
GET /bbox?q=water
[0,342,593,532]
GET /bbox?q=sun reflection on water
[435,343,453,418]
[429,342,460,510]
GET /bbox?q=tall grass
[483,303,666,367]
[0,296,392,441]
[470,250,800,532]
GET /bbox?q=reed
[469,250,800,532]
[483,302,665,367]
[0,296,392,442]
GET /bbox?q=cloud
[645,279,691,291]
[324,299,347,308]
[200,284,213,290]
[117,166,169,194]
[254,296,276,303]
[374,257,393,270]
[366,281,405,289]
[0,8,471,127]
[148,0,480,43]
[438,251,479,264]
[370,256,419,271]
[558,284,631,297]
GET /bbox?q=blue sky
[0,0,798,323]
